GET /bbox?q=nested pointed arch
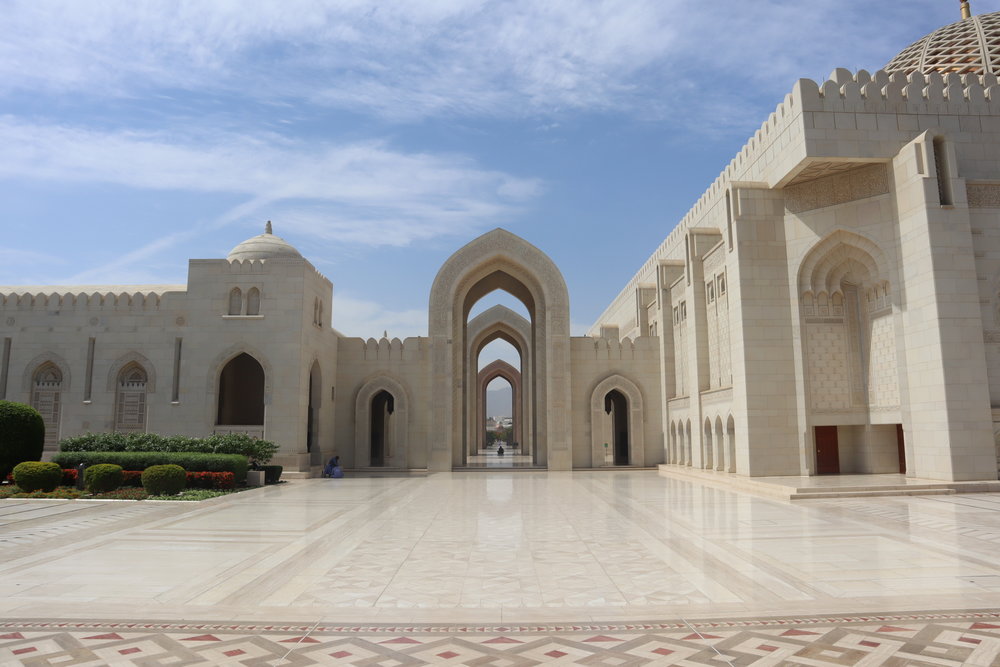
[21,353,71,392]
[428,228,572,469]
[798,229,889,296]
[106,351,156,393]
[354,372,410,468]
[430,228,569,331]
[589,373,645,467]
[467,305,531,359]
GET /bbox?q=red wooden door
[815,426,840,474]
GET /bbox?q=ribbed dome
[227,221,302,261]
[885,11,1000,76]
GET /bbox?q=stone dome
[885,11,1000,76]
[227,221,302,261]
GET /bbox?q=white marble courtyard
[2,471,1000,664]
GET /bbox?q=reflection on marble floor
[2,471,1000,663]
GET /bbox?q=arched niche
[477,359,521,452]
[589,373,644,467]
[429,229,571,470]
[354,373,410,469]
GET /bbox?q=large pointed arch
[354,373,410,469]
[428,228,571,470]
[589,373,645,467]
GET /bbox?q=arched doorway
[354,374,410,469]
[703,419,713,470]
[606,390,629,465]
[307,361,322,466]
[589,374,644,467]
[370,390,393,466]
[217,353,265,427]
[429,229,571,470]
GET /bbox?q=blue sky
[3,0,996,349]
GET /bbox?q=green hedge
[52,451,248,483]
[0,401,46,480]
[12,461,62,492]
[58,432,277,464]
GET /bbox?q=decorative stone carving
[967,184,1000,208]
[785,164,889,213]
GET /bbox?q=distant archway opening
[217,353,264,426]
[370,390,394,467]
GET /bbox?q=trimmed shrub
[58,432,278,463]
[142,464,187,495]
[12,461,63,492]
[0,401,46,480]
[84,464,124,493]
[62,468,78,486]
[52,451,248,483]
[262,465,283,484]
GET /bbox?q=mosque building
[2,5,1000,483]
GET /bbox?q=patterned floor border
[2,609,1000,665]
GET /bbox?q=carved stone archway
[354,373,410,469]
[589,374,645,467]
[429,229,571,470]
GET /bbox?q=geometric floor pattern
[3,611,1000,665]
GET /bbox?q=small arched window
[115,363,148,433]
[246,287,260,316]
[228,287,243,316]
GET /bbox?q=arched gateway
[429,228,572,470]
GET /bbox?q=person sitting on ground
[323,455,340,478]
[497,445,504,457]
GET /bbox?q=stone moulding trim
[700,387,733,405]
[968,182,1000,208]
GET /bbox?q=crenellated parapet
[591,69,1000,333]
[0,286,184,310]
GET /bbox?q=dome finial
[961,1,971,19]
[265,220,273,235]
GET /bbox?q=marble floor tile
[3,471,1000,664]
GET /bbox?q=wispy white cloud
[0,0,959,123]
[331,293,428,339]
[0,117,540,249]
